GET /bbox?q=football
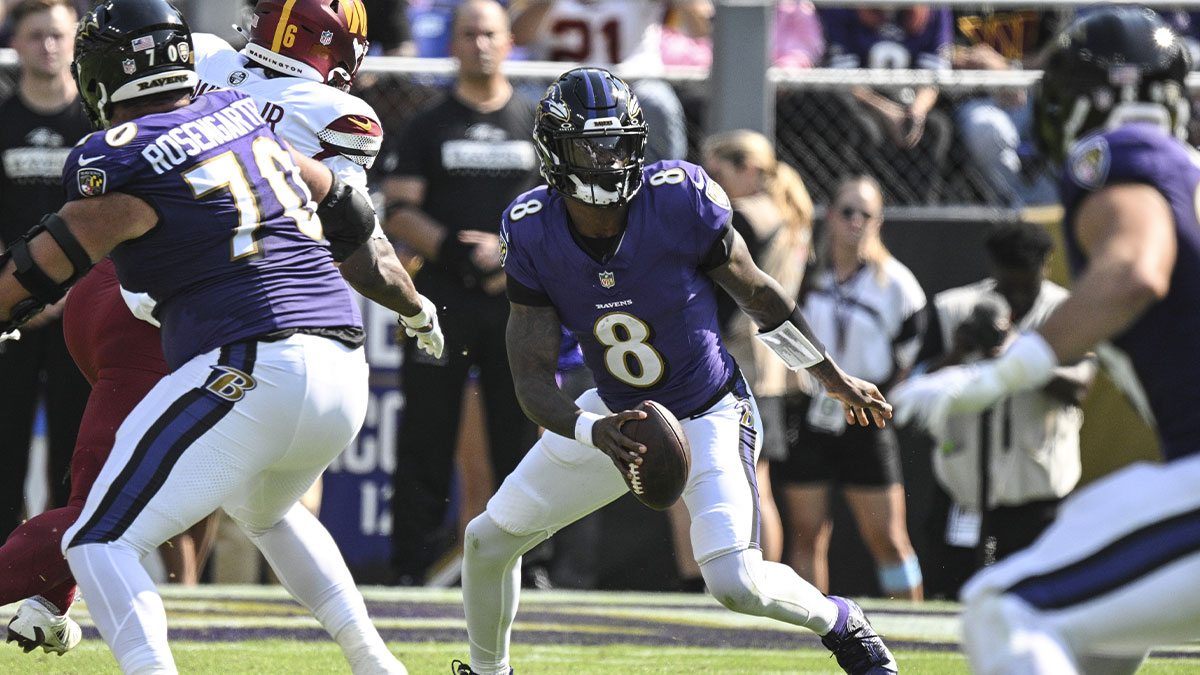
[620,400,691,510]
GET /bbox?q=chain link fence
[771,68,1048,207]
[355,62,1200,211]
[1,46,1195,211]
[355,60,1043,208]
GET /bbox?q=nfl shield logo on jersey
[320,29,334,46]
[122,58,136,75]
[599,271,615,288]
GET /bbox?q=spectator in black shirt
[0,0,91,540]
[380,0,540,585]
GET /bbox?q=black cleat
[820,596,898,674]
[451,660,513,675]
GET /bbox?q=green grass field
[1,586,1196,674]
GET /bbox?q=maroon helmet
[244,0,369,90]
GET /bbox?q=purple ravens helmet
[534,68,648,207]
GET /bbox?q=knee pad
[701,550,769,616]
[464,513,543,568]
[232,515,269,540]
[877,555,922,594]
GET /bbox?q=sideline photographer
[909,221,1096,597]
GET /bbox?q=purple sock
[827,596,850,636]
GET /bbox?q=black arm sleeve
[913,303,947,365]
[506,272,554,306]
[698,224,736,272]
[317,173,376,263]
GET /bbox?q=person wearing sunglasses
[776,174,927,601]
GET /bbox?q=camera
[964,298,1009,353]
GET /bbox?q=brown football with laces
[620,400,691,510]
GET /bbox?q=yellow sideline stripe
[270,0,300,52]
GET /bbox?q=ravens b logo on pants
[205,365,256,402]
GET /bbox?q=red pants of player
[0,260,165,613]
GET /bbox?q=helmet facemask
[536,125,646,207]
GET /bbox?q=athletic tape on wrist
[574,412,603,448]
[398,295,434,329]
[755,307,826,370]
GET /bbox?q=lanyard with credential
[831,266,863,356]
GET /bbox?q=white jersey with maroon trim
[519,0,668,71]
[192,33,382,191]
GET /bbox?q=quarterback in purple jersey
[452,68,896,675]
[0,1,415,672]
[893,8,1200,673]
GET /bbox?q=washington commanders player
[193,0,440,340]
[193,0,379,189]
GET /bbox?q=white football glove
[119,286,161,327]
[398,294,444,359]
[890,364,1000,438]
[891,332,1059,438]
[0,329,20,342]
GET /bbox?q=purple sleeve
[499,204,545,295]
[916,9,953,69]
[62,129,144,202]
[679,163,734,262]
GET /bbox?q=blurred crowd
[0,0,1178,601]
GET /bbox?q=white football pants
[962,453,1200,674]
[63,336,400,674]
[461,388,838,674]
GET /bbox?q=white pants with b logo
[63,334,368,556]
